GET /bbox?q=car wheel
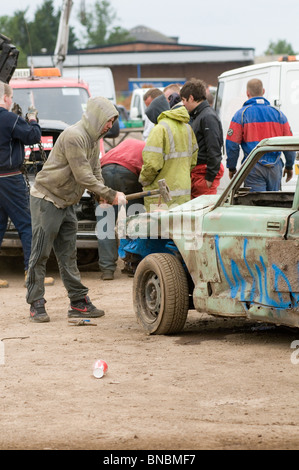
[133,253,189,335]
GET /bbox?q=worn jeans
[245,159,283,192]
[96,164,144,273]
[26,196,88,304]
[0,174,31,271]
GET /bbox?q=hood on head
[82,96,119,141]
[168,92,182,108]
[145,94,170,124]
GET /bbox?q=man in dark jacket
[0,81,41,288]
[180,79,224,198]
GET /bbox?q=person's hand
[98,198,110,208]
[229,169,237,180]
[26,106,38,122]
[206,180,212,188]
[284,168,293,182]
[112,191,127,205]
[11,102,23,116]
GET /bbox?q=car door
[201,199,296,319]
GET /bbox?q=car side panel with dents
[126,199,299,324]
[126,136,299,332]
[201,206,298,322]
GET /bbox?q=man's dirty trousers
[26,195,88,305]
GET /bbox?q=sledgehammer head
[158,179,172,203]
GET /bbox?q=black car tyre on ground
[133,253,189,335]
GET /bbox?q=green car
[122,136,299,335]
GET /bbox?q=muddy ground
[1,255,299,451]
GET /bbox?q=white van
[215,60,299,191]
[63,66,116,103]
[62,66,120,138]
[130,87,164,122]
[129,88,148,121]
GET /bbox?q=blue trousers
[245,159,283,192]
[0,174,31,271]
[96,164,145,273]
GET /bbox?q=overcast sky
[3,0,299,56]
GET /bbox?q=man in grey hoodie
[26,96,127,323]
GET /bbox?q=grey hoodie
[33,97,119,208]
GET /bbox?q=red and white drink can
[93,359,108,378]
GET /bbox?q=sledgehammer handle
[125,189,160,201]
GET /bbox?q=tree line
[0,0,134,66]
[0,0,297,68]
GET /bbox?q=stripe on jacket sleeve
[160,121,195,160]
[143,145,163,154]
[226,121,243,144]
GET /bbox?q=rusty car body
[123,136,299,334]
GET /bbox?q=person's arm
[62,137,118,204]
[189,126,198,171]
[226,114,243,178]
[10,112,41,145]
[139,126,165,187]
[202,114,223,183]
[280,112,295,181]
[93,156,127,205]
[283,150,296,182]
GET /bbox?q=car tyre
[133,253,189,335]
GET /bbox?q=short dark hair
[180,78,207,102]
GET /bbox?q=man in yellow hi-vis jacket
[139,94,198,211]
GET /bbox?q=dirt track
[1,255,299,450]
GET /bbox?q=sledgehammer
[125,178,172,203]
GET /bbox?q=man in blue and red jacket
[226,78,295,191]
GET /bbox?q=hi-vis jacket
[139,106,198,211]
[226,97,295,170]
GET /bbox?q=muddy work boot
[30,299,50,323]
[101,271,114,281]
[0,279,9,288]
[68,296,105,318]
